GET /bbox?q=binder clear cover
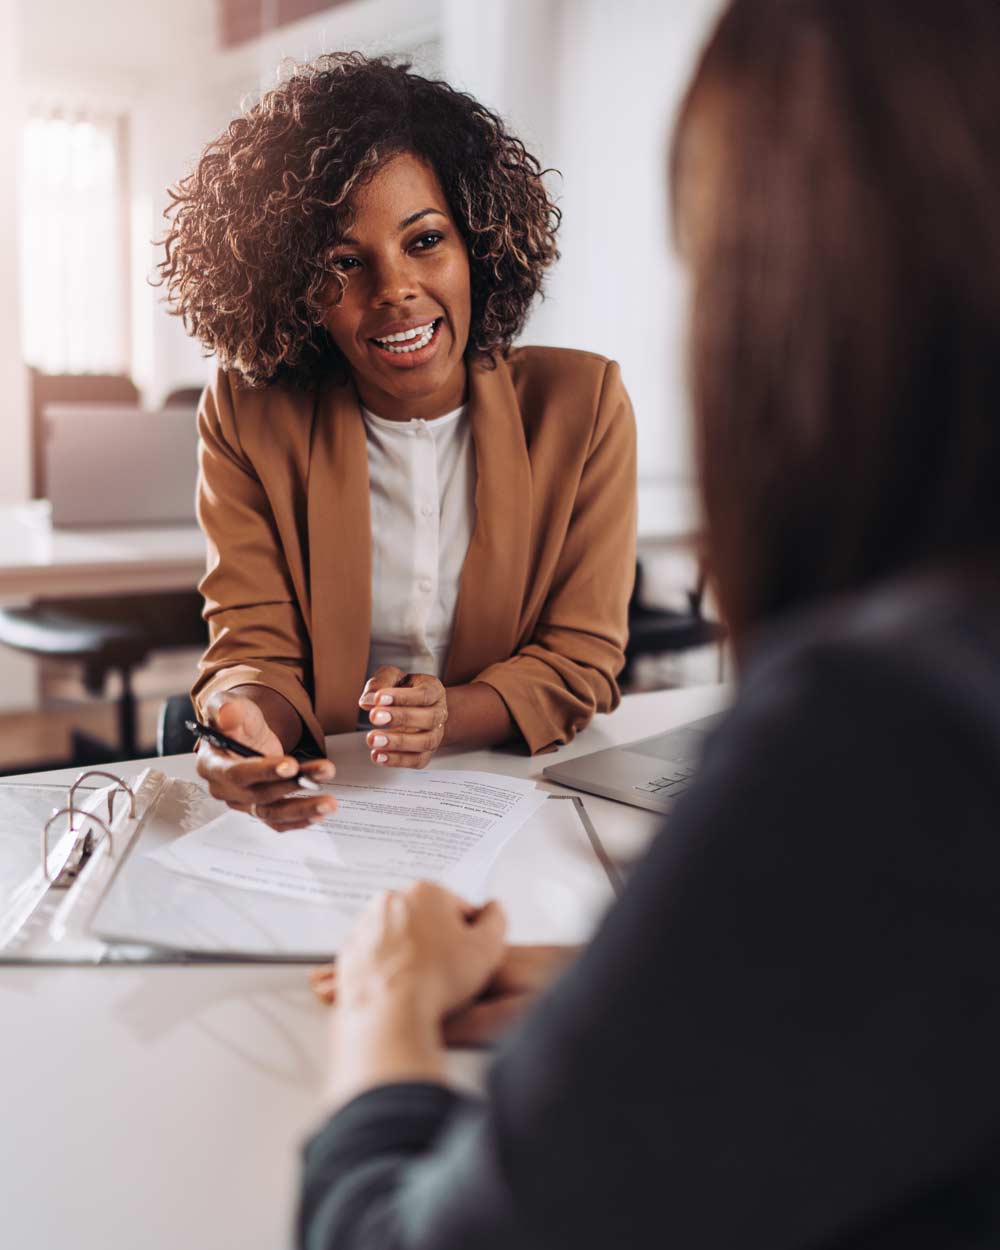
[1,772,617,965]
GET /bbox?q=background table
[0,684,727,1250]
[0,481,699,603]
[0,502,205,600]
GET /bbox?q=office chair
[621,560,726,688]
[157,692,198,757]
[0,593,206,762]
[162,386,204,408]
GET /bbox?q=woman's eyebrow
[397,207,447,230]
[332,208,446,247]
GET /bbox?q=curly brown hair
[157,53,561,388]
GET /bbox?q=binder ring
[69,770,136,825]
[41,808,114,885]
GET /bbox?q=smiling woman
[321,152,472,421]
[158,53,636,829]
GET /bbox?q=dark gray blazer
[299,572,1000,1250]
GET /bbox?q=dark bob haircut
[672,0,1000,648]
[158,53,560,388]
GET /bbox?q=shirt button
[420,504,434,519]
[419,578,433,593]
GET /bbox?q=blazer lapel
[445,355,533,684]
[307,371,372,732]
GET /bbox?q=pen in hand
[185,719,323,792]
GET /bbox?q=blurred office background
[0,0,723,769]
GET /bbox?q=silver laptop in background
[543,714,722,814]
[43,403,199,527]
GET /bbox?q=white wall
[0,0,37,705]
[444,0,721,481]
[1,0,30,507]
[128,80,237,407]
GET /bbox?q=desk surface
[0,501,205,600]
[0,685,727,1250]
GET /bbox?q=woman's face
[322,152,472,421]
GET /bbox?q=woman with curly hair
[160,54,636,827]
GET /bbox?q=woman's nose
[371,256,417,306]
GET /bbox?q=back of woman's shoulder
[737,570,1000,760]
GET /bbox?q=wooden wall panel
[218,0,354,49]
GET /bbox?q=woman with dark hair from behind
[299,2,1000,1246]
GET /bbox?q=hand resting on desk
[310,943,578,1047]
[321,883,508,1108]
[195,691,336,831]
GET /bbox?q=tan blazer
[192,346,637,755]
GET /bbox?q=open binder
[1,769,190,963]
[0,769,618,965]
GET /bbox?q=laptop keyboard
[633,762,697,797]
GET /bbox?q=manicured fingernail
[359,693,374,706]
[371,734,388,747]
[371,710,391,726]
[276,761,297,778]
[318,801,335,815]
[376,753,388,764]
[378,694,394,706]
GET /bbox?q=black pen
[185,719,322,791]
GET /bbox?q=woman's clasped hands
[322,882,508,1104]
[360,665,449,768]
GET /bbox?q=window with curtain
[18,110,130,376]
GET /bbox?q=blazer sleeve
[473,362,637,753]
[190,370,327,754]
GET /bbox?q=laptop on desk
[43,404,199,527]
[542,714,722,815]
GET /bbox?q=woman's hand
[359,666,448,768]
[442,944,578,1045]
[338,881,506,1020]
[195,691,336,831]
[323,882,507,1108]
[311,942,577,1046]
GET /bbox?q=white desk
[0,685,726,1250]
[0,502,205,600]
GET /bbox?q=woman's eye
[411,232,444,252]
[332,256,360,272]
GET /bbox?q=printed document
[149,766,547,907]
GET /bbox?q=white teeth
[375,320,438,354]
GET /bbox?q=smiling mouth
[370,318,442,355]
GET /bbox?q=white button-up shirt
[362,403,476,680]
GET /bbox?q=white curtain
[18,110,129,376]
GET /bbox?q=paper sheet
[148,766,548,907]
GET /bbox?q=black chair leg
[69,729,118,766]
[118,665,138,758]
